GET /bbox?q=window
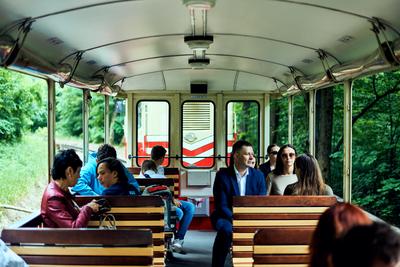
[226,101,260,166]
[136,101,170,166]
[181,101,215,168]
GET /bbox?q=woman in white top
[138,160,166,178]
[267,144,298,195]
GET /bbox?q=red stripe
[182,143,214,156]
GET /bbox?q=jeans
[175,200,195,240]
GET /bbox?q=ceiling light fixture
[188,57,210,69]
[182,0,216,9]
[184,35,214,51]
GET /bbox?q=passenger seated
[267,144,297,195]
[332,222,400,267]
[309,203,372,267]
[284,153,334,196]
[138,159,165,178]
[72,144,140,196]
[97,157,136,195]
[41,149,100,228]
[259,144,280,178]
[146,146,195,254]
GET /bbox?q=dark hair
[51,149,82,180]
[310,203,372,267]
[97,144,117,161]
[332,223,400,267]
[291,154,325,195]
[151,145,167,161]
[273,144,296,175]
[97,157,128,184]
[141,159,157,173]
[267,144,279,154]
[229,140,253,167]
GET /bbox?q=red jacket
[41,181,93,228]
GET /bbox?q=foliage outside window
[226,101,259,166]
[270,97,288,146]
[293,94,308,154]
[182,101,215,168]
[136,101,169,166]
[88,93,105,145]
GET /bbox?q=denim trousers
[175,200,195,240]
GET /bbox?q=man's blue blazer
[211,167,267,224]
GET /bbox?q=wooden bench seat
[253,227,314,267]
[75,195,166,266]
[1,228,153,267]
[232,196,337,267]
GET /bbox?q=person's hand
[87,199,100,213]
[173,198,181,207]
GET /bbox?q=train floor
[167,230,232,267]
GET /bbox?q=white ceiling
[0,0,400,94]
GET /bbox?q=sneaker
[171,239,186,254]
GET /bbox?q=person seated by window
[138,159,166,178]
[97,157,136,195]
[309,203,372,267]
[72,144,140,196]
[267,144,298,195]
[259,144,280,178]
[332,222,400,267]
[284,153,334,196]
[151,145,167,175]
[41,149,100,228]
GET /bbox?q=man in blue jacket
[72,144,140,196]
[211,140,267,267]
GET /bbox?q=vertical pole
[343,80,353,202]
[288,95,293,144]
[83,89,90,163]
[216,93,224,169]
[308,90,316,155]
[264,94,271,162]
[47,80,56,182]
[104,95,110,144]
[126,93,134,167]
[171,93,181,168]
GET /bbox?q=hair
[141,159,158,173]
[309,203,372,267]
[267,144,279,154]
[229,140,253,167]
[97,144,117,161]
[332,223,400,267]
[273,144,296,175]
[151,145,167,161]
[97,157,128,185]
[291,154,326,195]
[51,149,82,180]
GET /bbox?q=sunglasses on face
[281,153,296,159]
[270,151,278,155]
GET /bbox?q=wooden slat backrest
[128,167,180,197]
[232,196,337,267]
[253,227,314,267]
[1,228,153,266]
[76,195,165,266]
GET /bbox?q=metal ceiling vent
[184,35,214,51]
[188,57,210,69]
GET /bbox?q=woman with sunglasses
[284,153,334,196]
[259,144,280,178]
[267,144,298,195]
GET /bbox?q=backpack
[142,184,176,231]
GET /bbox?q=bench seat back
[1,228,153,267]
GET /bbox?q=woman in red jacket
[41,149,99,227]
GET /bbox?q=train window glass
[293,94,309,154]
[110,98,127,162]
[351,70,400,227]
[270,97,288,146]
[136,101,170,167]
[181,101,215,168]
[316,85,344,199]
[88,93,105,148]
[226,101,260,167]
[55,84,83,158]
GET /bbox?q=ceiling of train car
[0,0,400,94]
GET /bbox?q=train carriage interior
[1,0,400,266]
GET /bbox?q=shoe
[171,239,186,254]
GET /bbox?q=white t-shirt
[269,173,298,195]
[138,170,166,178]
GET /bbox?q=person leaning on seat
[40,149,100,228]
[211,140,267,267]
[71,144,140,196]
